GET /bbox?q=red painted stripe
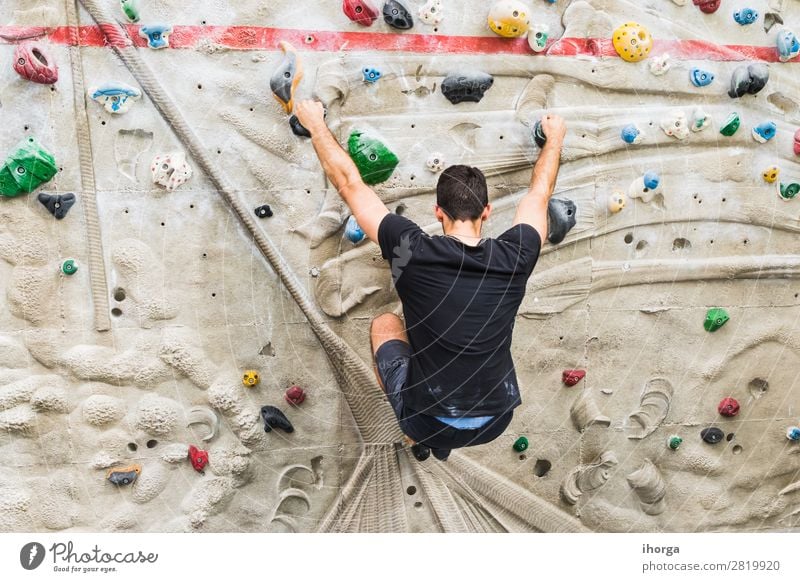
[0,24,790,62]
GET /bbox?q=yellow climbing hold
[762,165,780,184]
[612,22,653,62]
[487,0,530,38]
[242,370,260,387]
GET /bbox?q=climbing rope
[77,0,400,444]
[65,0,111,332]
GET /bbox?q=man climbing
[295,100,566,461]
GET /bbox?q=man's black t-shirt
[377,213,542,419]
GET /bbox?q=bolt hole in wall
[111,307,123,317]
[395,204,406,215]
[726,432,735,442]
[519,454,526,461]
[414,501,423,509]
[732,445,743,455]
[624,233,633,244]
[113,288,126,302]
[146,439,158,448]
[128,443,137,452]
[406,486,417,496]
[533,459,552,477]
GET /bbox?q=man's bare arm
[294,100,389,244]
[512,114,566,243]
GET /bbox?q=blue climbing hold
[643,171,660,190]
[733,8,758,25]
[788,426,800,441]
[621,124,643,144]
[138,24,173,50]
[777,28,800,62]
[345,215,366,243]
[690,68,715,87]
[752,121,777,143]
[363,67,382,83]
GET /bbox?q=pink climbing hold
[562,369,586,387]
[693,0,721,14]
[342,0,379,26]
[13,42,58,85]
[285,385,306,405]
[188,445,209,472]
[794,128,800,156]
[717,397,740,417]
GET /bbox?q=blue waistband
[434,415,494,429]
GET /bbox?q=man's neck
[443,221,483,246]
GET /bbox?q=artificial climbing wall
[1,0,799,533]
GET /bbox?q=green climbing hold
[779,182,800,201]
[120,0,141,23]
[704,307,729,332]
[348,131,399,185]
[513,436,529,452]
[61,259,78,276]
[667,435,683,450]
[719,112,740,137]
[0,137,58,198]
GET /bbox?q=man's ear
[434,205,446,223]
[481,204,492,222]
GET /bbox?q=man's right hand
[294,100,327,137]
[539,113,566,147]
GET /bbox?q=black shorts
[375,339,513,450]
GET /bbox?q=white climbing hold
[426,152,446,173]
[660,111,690,140]
[418,0,443,25]
[691,108,710,132]
[527,23,549,53]
[150,152,193,192]
[649,54,671,76]
[628,171,662,204]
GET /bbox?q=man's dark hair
[436,165,488,221]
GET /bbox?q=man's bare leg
[369,312,408,393]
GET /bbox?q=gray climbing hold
[383,0,414,29]
[441,70,494,105]
[38,192,76,220]
[728,63,769,98]
[547,198,576,244]
[270,41,302,114]
[764,12,783,33]
[701,427,724,444]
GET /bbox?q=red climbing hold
[188,445,209,472]
[285,385,306,405]
[693,0,721,14]
[13,42,58,85]
[717,397,740,417]
[562,369,586,387]
[342,0,379,26]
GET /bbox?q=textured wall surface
[1,0,799,532]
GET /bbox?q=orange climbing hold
[270,41,303,114]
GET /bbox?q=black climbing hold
[289,115,311,138]
[440,71,494,105]
[382,0,413,29]
[432,448,451,461]
[547,198,577,245]
[533,120,547,148]
[254,204,273,218]
[411,443,430,461]
[37,192,76,220]
[727,63,769,98]
[260,405,294,433]
[701,427,724,444]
